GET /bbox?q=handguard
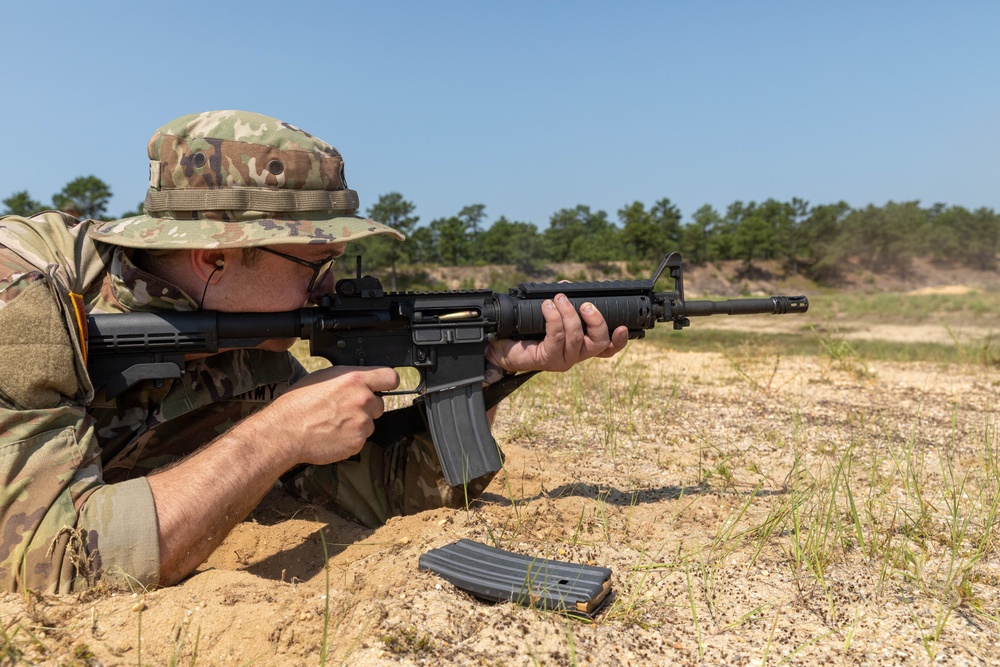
[418,539,613,617]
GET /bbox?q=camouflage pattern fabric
[0,212,488,594]
[87,110,405,249]
[0,213,159,592]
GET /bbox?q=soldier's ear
[188,249,228,282]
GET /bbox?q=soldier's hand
[485,294,629,373]
[270,366,400,465]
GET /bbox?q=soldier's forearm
[147,409,298,586]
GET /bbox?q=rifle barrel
[680,295,808,317]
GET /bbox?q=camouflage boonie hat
[87,110,404,249]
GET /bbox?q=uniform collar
[110,248,200,312]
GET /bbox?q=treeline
[5,180,998,285]
[353,193,1000,284]
[2,177,141,221]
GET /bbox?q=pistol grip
[423,382,503,487]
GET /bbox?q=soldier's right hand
[266,366,400,466]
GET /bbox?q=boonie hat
[87,110,404,249]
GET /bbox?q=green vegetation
[344,193,999,286]
[650,328,952,363]
[646,328,1000,366]
[6,182,997,288]
[807,291,1000,322]
[3,176,119,220]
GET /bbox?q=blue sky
[1,1,997,229]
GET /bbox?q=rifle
[86,252,808,486]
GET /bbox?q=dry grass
[478,334,1000,665]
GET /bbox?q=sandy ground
[3,318,1000,665]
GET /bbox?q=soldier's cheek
[256,339,297,353]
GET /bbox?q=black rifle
[86,252,808,486]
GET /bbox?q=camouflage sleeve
[0,406,160,593]
[0,260,159,593]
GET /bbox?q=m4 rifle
[87,252,808,486]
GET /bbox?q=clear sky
[1,1,997,229]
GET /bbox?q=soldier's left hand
[485,294,629,373]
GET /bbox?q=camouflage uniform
[0,111,496,593]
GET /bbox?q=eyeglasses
[258,247,338,293]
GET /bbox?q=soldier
[0,111,628,593]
